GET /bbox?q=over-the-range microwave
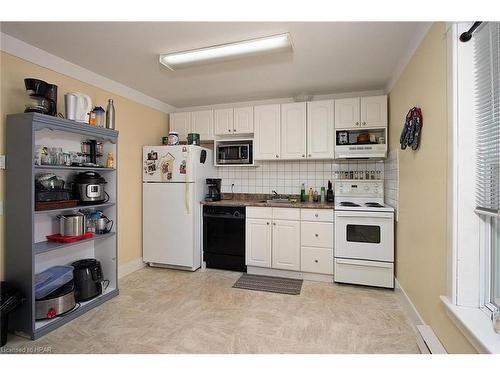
[216,140,253,165]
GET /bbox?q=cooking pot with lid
[73,171,108,204]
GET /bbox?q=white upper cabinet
[280,102,307,160]
[254,104,281,160]
[169,112,191,142]
[334,97,360,129]
[214,108,234,136]
[233,107,254,134]
[360,95,387,127]
[272,219,301,271]
[191,110,214,141]
[307,100,335,159]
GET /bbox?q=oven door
[334,210,394,262]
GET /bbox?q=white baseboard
[118,257,146,279]
[395,278,425,328]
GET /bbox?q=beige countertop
[201,193,335,209]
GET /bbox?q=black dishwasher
[203,205,246,272]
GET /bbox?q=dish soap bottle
[320,186,326,203]
[300,183,306,202]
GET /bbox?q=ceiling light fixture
[159,33,293,70]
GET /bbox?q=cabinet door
[191,110,214,141]
[254,104,281,160]
[334,97,360,129]
[169,112,191,142]
[272,220,300,271]
[360,95,387,127]
[246,218,272,268]
[233,106,254,134]
[214,108,234,136]
[307,100,335,159]
[281,102,307,160]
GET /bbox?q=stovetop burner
[340,201,361,207]
[364,202,384,208]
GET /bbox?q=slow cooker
[73,171,108,204]
[35,280,76,320]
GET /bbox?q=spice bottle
[106,152,114,168]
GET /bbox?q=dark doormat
[232,273,303,295]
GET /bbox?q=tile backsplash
[384,150,399,219]
[217,160,385,195]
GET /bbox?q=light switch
[0,155,4,169]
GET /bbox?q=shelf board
[33,232,116,255]
[35,165,115,172]
[34,202,116,215]
[34,287,118,337]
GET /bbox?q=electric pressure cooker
[73,171,108,204]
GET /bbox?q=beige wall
[0,51,169,280]
[388,23,476,353]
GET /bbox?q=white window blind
[474,22,500,216]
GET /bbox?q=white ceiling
[0,22,428,108]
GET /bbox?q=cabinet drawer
[300,209,334,222]
[334,259,394,288]
[246,207,272,219]
[301,247,333,275]
[301,222,333,248]
[273,207,300,220]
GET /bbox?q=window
[473,22,500,311]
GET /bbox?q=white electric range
[334,180,394,288]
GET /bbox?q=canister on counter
[187,133,200,145]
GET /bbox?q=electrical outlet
[0,155,5,170]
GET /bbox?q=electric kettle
[65,92,92,123]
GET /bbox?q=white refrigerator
[142,145,215,270]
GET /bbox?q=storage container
[35,265,74,299]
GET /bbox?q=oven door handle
[335,212,393,219]
[335,259,393,269]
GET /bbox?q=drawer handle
[273,222,276,226]
[315,234,319,237]
[267,222,270,225]
[315,214,319,217]
[314,259,318,263]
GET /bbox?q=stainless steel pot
[57,213,85,236]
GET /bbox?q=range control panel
[334,180,384,198]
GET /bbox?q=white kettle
[65,92,92,123]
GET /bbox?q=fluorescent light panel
[159,33,292,70]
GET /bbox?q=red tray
[46,232,94,243]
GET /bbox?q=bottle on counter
[106,99,115,130]
[300,183,306,202]
[320,186,326,203]
[308,188,314,202]
[313,190,319,202]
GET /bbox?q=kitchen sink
[264,198,291,204]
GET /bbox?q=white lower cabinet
[301,247,333,275]
[246,207,335,277]
[272,219,300,271]
[246,218,272,268]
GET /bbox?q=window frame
[444,22,500,353]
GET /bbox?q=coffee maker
[24,78,58,116]
[206,178,221,201]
